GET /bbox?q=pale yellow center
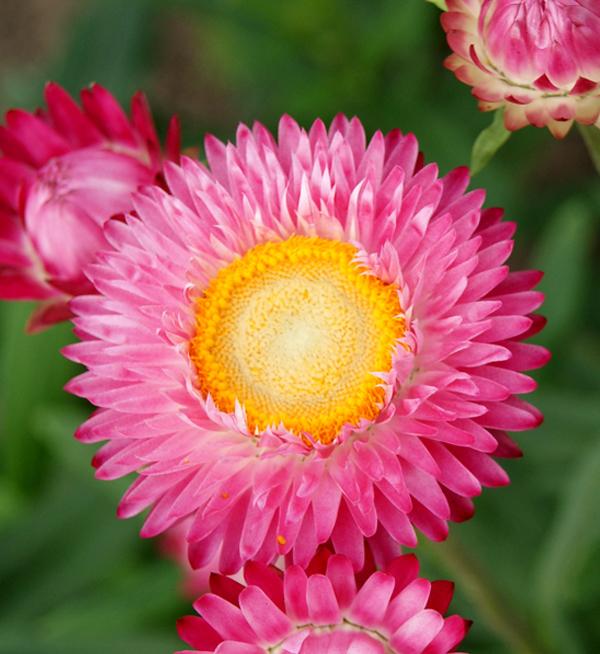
[190,236,404,444]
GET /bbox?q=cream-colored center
[190,236,404,443]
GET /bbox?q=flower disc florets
[190,236,405,444]
[442,0,600,137]
[65,115,548,573]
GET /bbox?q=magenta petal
[301,631,385,653]
[0,158,34,209]
[209,574,244,607]
[409,501,449,542]
[194,594,258,643]
[81,83,136,144]
[238,586,293,644]
[390,609,444,653]
[244,562,285,611]
[426,581,455,614]
[384,554,420,596]
[423,615,471,654]
[177,615,222,650]
[26,299,72,333]
[348,571,395,627]
[5,109,70,165]
[385,578,431,632]
[214,643,264,654]
[306,574,342,625]
[326,554,357,609]
[283,565,309,621]
[0,270,55,300]
[331,501,365,569]
[25,188,107,282]
[44,82,102,147]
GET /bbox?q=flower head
[0,82,180,330]
[442,0,600,137]
[65,115,548,573]
[177,550,470,654]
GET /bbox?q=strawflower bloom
[65,115,548,573]
[176,550,470,654]
[441,0,600,137]
[0,82,179,330]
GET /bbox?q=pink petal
[385,578,431,632]
[390,609,444,654]
[348,571,395,627]
[194,594,258,643]
[176,615,222,650]
[239,586,293,643]
[244,562,285,611]
[283,565,309,621]
[306,574,341,625]
[326,554,357,610]
[423,615,471,654]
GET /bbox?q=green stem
[577,123,600,176]
[422,535,550,654]
[425,0,448,9]
[470,109,511,176]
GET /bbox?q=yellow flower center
[190,236,404,444]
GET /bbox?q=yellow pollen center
[190,236,404,444]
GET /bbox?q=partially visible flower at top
[65,115,548,574]
[177,549,470,654]
[0,82,180,331]
[442,0,600,137]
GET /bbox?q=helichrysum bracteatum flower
[0,83,179,330]
[442,0,600,137]
[176,549,470,653]
[64,115,548,573]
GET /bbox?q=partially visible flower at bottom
[176,550,470,653]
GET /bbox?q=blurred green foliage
[0,1,599,653]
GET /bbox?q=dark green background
[0,1,598,652]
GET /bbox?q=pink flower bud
[442,0,600,137]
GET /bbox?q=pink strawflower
[442,0,600,137]
[0,82,180,331]
[176,550,470,653]
[65,115,548,573]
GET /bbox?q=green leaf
[0,481,24,529]
[0,482,138,622]
[0,303,78,495]
[425,0,448,9]
[470,109,511,175]
[421,536,546,654]
[31,404,130,503]
[532,199,594,346]
[533,437,600,654]
[577,124,600,176]
[0,632,180,654]
[33,405,90,464]
[0,476,88,580]
[39,563,181,639]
